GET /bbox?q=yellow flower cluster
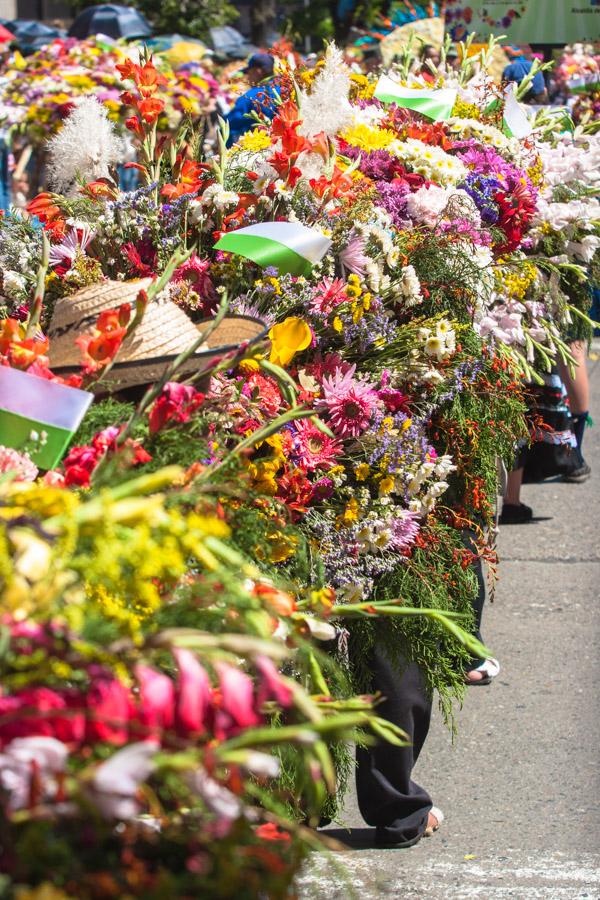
[497,262,538,300]
[238,129,273,152]
[349,73,376,101]
[451,99,481,120]
[341,123,397,152]
[526,155,545,188]
[247,434,287,494]
[0,470,231,633]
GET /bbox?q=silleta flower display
[0,35,597,898]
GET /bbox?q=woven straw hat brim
[51,316,269,391]
[47,279,268,391]
[48,279,203,370]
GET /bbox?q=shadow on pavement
[320,827,380,849]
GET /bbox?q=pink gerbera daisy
[292,419,343,471]
[318,365,379,438]
[310,278,348,315]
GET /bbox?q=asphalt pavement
[299,349,600,899]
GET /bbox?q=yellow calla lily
[268,317,312,368]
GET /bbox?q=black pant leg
[462,529,487,669]
[355,646,432,845]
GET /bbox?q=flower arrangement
[0,38,598,896]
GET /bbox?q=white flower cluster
[418,320,456,361]
[390,138,467,186]
[446,117,525,165]
[407,454,456,515]
[396,264,422,307]
[46,97,125,196]
[297,44,353,139]
[405,184,480,228]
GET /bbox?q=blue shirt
[503,60,545,97]
[225,80,280,147]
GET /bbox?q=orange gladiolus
[252,582,297,617]
[138,96,165,123]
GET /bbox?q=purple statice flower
[341,144,402,181]
[459,172,502,224]
[338,305,401,353]
[373,180,411,227]
[229,296,275,326]
[458,145,537,199]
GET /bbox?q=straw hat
[48,278,267,390]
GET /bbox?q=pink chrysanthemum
[318,365,379,438]
[339,231,370,276]
[390,511,420,551]
[292,419,343,471]
[310,278,348,315]
[0,446,38,482]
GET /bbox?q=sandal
[424,806,444,837]
[464,657,500,686]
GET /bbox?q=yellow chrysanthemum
[341,123,397,152]
[237,129,273,152]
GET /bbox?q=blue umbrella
[144,33,207,52]
[10,20,65,53]
[208,26,256,60]
[68,4,152,40]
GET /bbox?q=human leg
[355,646,433,846]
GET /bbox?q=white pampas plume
[46,96,125,195]
[297,44,353,139]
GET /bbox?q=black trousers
[355,647,432,845]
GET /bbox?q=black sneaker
[499,502,533,525]
[562,460,591,483]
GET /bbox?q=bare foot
[464,668,488,684]
[425,807,444,836]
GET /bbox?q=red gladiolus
[270,99,302,136]
[125,115,143,136]
[173,648,211,736]
[148,382,205,434]
[255,822,292,842]
[96,304,131,333]
[82,180,118,200]
[116,59,140,81]
[136,60,168,95]
[0,687,84,746]
[76,329,126,373]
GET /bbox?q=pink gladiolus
[254,656,294,709]
[85,671,132,745]
[215,663,260,732]
[135,665,175,737]
[173,648,211,736]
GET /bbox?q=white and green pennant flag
[374,76,457,122]
[214,222,332,276]
[502,87,533,140]
[0,366,93,469]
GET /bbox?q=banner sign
[444,1,600,44]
